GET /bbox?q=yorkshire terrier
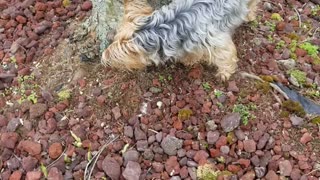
[101,0,260,81]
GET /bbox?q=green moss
[311,116,320,125]
[271,13,283,21]
[289,40,298,53]
[276,40,286,49]
[265,21,276,31]
[57,89,72,101]
[197,166,233,180]
[214,89,224,98]
[288,33,299,41]
[299,42,319,56]
[311,5,320,16]
[178,109,193,121]
[279,110,290,118]
[197,164,220,180]
[282,100,306,117]
[256,81,271,93]
[232,104,256,125]
[227,132,237,144]
[288,69,307,85]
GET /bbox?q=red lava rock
[188,66,202,79]
[227,164,241,174]
[201,101,212,113]
[265,170,279,180]
[49,142,63,159]
[193,150,209,164]
[22,156,38,171]
[15,15,27,24]
[215,136,227,149]
[180,166,189,179]
[102,157,121,180]
[300,132,312,144]
[96,95,106,106]
[227,81,239,92]
[0,0,8,10]
[25,171,42,180]
[176,100,186,108]
[55,8,68,16]
[9,170,22,180]
[238,158,251,168]
[152,162,164,173]
[240,170,256,180]
[35,2,47,11]
[81,1,93,11]
[276,22,285,31]
[48,167,63,180]
[243,139,257,153]
[165,156,180,176]
[209,149,220,158]
[112,106,121,120]
[295,48,307,57]
[1,132,19,149]
[173,119,183,130]
[18,140,41,156]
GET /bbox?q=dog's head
[101,40,150,70]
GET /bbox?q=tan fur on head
[245,0,260,22]
[114,0,153,41]
[102,40,149,70]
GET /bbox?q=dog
[101,0,259,81]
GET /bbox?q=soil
[0,0,320,180]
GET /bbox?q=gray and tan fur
[102,0,260,81]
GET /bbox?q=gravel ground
[0,0,320,180]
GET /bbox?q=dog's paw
[215,71,232,82]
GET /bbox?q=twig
[293,8,302,28]
[84,135,120,180]
[148,129,159,134]
[240,72,289,100]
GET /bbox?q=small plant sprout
[40,163,48,178]
[202,82,211,91]
[232,104,256,125]
[214,89,224,98]
[70,131,82,148]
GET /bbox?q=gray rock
[22,156,38,171]
[161,135,183,156]
[220,145,230,155]
[102,157,121,180]
[207,131,220,145]
[111,106,121,120]
[7,118,21,132]
[122,161,141,180]
[290,116,303,126]
[29,103,47,119]
[124,126,133,138]
[234,129,245,140]
[134,126,147,140]
[187,161,198,167]
[137,140,148,151]
[143,149,154,160]
[277,59,296,70]
[170,176,181,180]
[156,132,163,142]
[205,120,217,131]
[7,157,20,170]
[257,133,270,150]
[255,167,266,178]
[177,149,186,157]
[123,150,139,165]
[221,113,241,132]
[279,160,292,176]
[188,167,197,180]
